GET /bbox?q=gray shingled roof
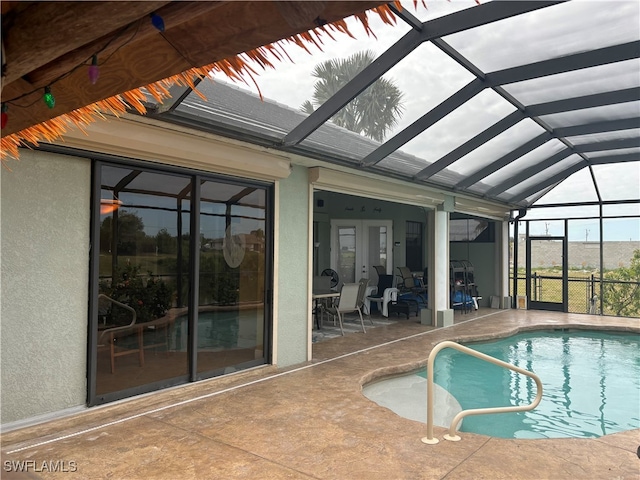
[168,78,466,185]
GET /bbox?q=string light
[151,13,165,32]
[88,55,100,84]
[1,104,8,129]
[3,20,142,109]
[43,86,56,109]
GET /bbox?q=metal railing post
[422,340,543,444]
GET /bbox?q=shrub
[100,263,173,323]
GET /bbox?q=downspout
[510,208,527,308]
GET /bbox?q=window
[450,219,495,242]
[406,221,423,272]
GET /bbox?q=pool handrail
[421,340,543,444]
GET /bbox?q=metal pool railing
[421,340,543,444]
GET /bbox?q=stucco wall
[276,164,309,366]
[1,150,90,423]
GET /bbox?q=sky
[210,0,639,241]
[210,0,482,141]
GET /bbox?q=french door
[330,219,393,284]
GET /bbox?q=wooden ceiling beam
[1,1,386,136]
[2,1,171,85]
[25,1,228,88]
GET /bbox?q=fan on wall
[321,268,339,288]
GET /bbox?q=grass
[511,268,601,314]
[99,253,179,277]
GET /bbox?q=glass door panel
[336,226,357,284]
[93,165,272,404]
[196,181,267,376]
[96,166,190,398]
[331,220,393,285]
[367,224,389,270]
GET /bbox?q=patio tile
[2,310,638,479]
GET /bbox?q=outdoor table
[312,290,339,330]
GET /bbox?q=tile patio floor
[2,309,639,479]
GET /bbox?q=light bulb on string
[43,86,55,109]
[151,13,165,32]
[1,104,8,129]
[88,55,100,84]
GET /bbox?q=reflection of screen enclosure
[95,165,269,400]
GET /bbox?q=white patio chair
[325,283,366,335]
[367,287,398,317]
[357,277,375,325]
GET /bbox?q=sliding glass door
[90,162,272,405]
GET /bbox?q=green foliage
[199,253,239,305]
[155,228,177,255]
[100,212,178,256]
[100,263,173,323]
[301,50,404,142]
[100,212,148,255]
[602,249,640,317]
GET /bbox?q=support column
[425,196,454,327]
[494,220,511,308]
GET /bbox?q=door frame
[330,219,393,283]
[525,230,568,312]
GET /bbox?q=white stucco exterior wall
[1,150,90,423]
[275,164,309,367]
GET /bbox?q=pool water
[366,330,640,439]
[171,310,262,351]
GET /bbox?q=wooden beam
[2,1,171,84]
[2,1,386,136]
[25,1,228,88]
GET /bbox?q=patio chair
[321,268,340,288]
[372,265,386,276]
[325,283,366,335]
[396,266,428,302]
[357,277,375,325]
[367,287,398,317]
[313,275,334,328]
[366,273,394,313]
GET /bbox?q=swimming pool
[363,330,640,439]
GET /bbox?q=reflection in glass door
[95,166,191,400]
[330,220,393,284]
[196,181,267,376]
[91,164,271,405]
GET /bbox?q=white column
[495,220,511,308]
[426,196,454,327]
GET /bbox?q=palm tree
[301,50,404,142]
